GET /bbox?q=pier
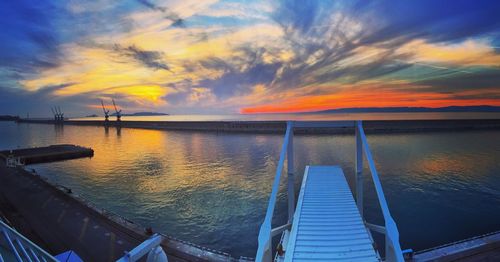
[0,144,94,165]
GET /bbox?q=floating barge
[0,144,94,165]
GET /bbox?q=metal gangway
[256,121,404,261]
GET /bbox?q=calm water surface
[0,121,499,257]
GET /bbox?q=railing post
[358,123,404,262]
[256,123,292,262]
[386,235,395,262]
[287,121,295,223]
[355,121,363,217]
[263,243,272,262]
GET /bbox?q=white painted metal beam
[256,122,293,262]
[292,120,355,128]
[287,121,295,223]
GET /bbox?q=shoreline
[0,161,246,261]
[15,118,500,134]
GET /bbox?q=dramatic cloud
[0,0,499,116]
[113,44,172,71]
[135,0,185,27]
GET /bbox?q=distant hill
[110,112,169,116]
[305,106,500,114]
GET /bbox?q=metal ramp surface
[285,165,379,261]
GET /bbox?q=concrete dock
[0,144,94,165]
[412,230,500,261]
[0,162,244,261]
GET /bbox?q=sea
[0,112,499,258]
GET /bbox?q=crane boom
[101,100,108,113]
[112,99,118,113]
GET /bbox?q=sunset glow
[241,91,500,114]
[1,0,499,115]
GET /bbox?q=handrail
[256,122,293,261]
[0,219,58,262]
[116,233,166,262]
[292,121,355,128]
[356,121,404,262]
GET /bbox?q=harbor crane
[51,107,57,121]
[112,98,122,122]
[101,100,110,122]
[57,106,64,121]
[50,106,63,122]
[51,107,64,122]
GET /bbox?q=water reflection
[0,122,499,257]
[54,124,64,138]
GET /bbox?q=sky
[0,0,500,117]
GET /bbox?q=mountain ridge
[297,105,500,114]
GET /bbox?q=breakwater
[16,118,500,134]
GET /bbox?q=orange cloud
[240,87,500,114]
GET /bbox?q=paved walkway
[0,162,189,261]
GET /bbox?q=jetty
[0,144,94,165]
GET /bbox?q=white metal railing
[356,121,404,262]
[0,219,168,262]
[256,122,293,262]
[6,156,24,167]
[116,233,168,262]
[255,121,403,262]
[0,219,58,262]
